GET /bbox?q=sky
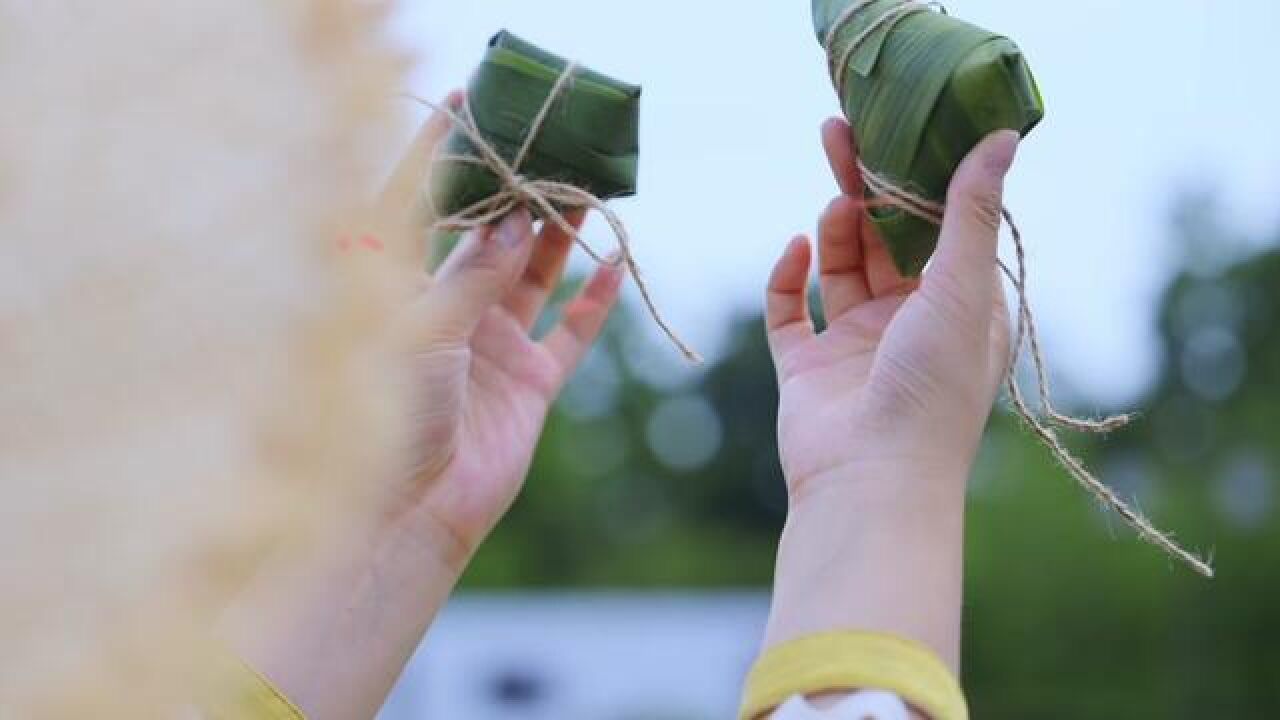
[390,1,1280,405]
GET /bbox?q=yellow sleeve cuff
[199,643,307,720]
[738,631,968,720]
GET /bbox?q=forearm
[219,506,469,719]
[764,459,969,671]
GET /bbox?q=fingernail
[497,209,531,250]
[985,130,1020,178]
[597,262,625,292]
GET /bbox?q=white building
[381,593,770,720]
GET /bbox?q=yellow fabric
[199,643,306,720]
[739,631,968,720]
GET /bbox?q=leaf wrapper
[813,1,1045,276]
[432,31,641,218]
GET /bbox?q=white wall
[381,593,770,720]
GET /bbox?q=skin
[761,120,1018,712]
[222,92,1020,719]
[222,92,623,719]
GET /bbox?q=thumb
[924,130,1019,317]
[408,209,536,346]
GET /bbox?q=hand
[767,119,1017,504]
[220,96,622,719]
[759,119,1018,669]
[388,98,623,569]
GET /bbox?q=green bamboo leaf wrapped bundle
[423,31,699,362]
[430,30,641,220]
[813,0,1045,276]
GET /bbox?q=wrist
[780,400,987,510]
[221,503,473,718]
[766,460,971,670]
[785,445,973,512]
[391,497,481,581]
[377,465,498,580]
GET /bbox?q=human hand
[386,96,624,570]
[760,120,1018,666]
[767,119,1018,505]
[219,95,622,719]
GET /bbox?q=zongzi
[814,0,1044,276]
[427,31,699,362]
[431,30,641,220]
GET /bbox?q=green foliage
[463,201,1280,717]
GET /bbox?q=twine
[826,0,1212,577]
[411,64,702,363]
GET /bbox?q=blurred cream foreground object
[773,691,910,719]
[0,0,408,714]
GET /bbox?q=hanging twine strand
[411,64,702,363]
[826,0,1212,577]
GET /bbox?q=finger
[821,117,861,197]
[923,130,1019,325]
[766,235,815,361]
[502,209,585,329]
[820,119,913,299]
[380,90,465,214]
[374,90,465,265]
[862,223,920,299]
[408,208,536,345]
[818,195,873,320]
[987,269,1013,393]
[542,260,624,384]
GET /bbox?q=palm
[775,290,911,492]
[767,118,1012,499]
[376,99,620,558]
[424,309,563,537]
[399,209,621,554]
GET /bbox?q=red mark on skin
[335,233,384,254]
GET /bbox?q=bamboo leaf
[814,1,1045,276]
[432,31,641,219]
